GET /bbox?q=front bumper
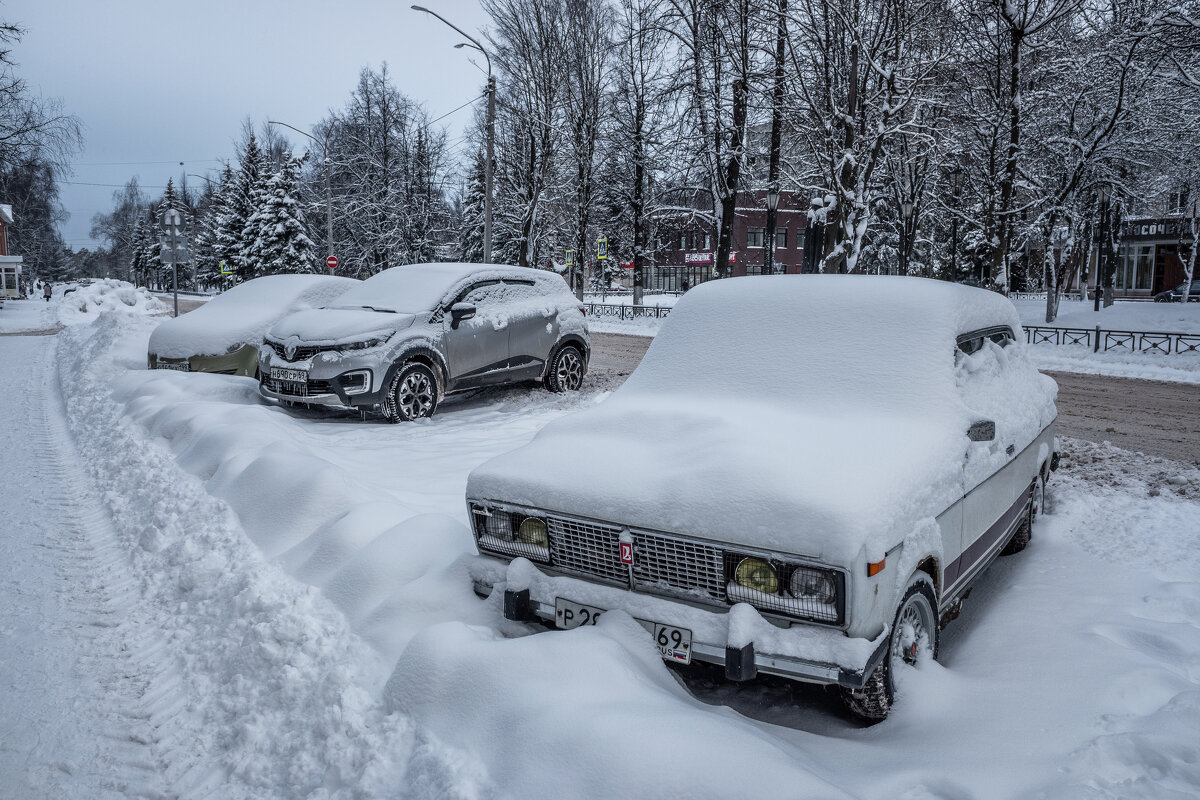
[472,557,885,689]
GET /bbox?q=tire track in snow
[1,335,179,798]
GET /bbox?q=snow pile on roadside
[56,279,167,326]
[1014,297,1200,333]
[1028,346,1200,384]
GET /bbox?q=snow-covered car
[258,263,589,421]
[148,274,358,376]
[466,276,1060,722]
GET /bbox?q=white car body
[466,276,1059,697]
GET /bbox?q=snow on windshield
[331,263,488,314]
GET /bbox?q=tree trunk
[715,78,748,277]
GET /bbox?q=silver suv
[259,263,589,421]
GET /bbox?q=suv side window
[460,281,505,306]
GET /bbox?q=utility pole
[412,5,494,263]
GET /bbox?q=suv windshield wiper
[358,305,397,313]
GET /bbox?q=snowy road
[0,333,170,798]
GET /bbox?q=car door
[952,328,1022,594]
[443,281,512,387]
[501,279,559,380]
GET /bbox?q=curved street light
[412,4,494,264]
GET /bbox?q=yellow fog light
[517,517,548,548]
[735,557,779,595]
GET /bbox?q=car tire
[382,363,439,423]
[545,344,585,393]
[841,574,938,723]
[1002,473,1043,555]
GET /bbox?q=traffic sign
[326,256,339,271]
[220,261,232,274]
[597,237,608,260]
[565,249,574,267]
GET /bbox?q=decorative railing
[1010,292,1083,302]
[586,303,674,320]
[1024,325,1200,355]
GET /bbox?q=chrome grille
[632,532,725,601]
[547,517,627,585]
[266,341,326,362]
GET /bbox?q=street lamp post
[268,120,333,267]
[765,185,780,275]
[413,5,494,264]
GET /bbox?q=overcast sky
[8,0,492,249]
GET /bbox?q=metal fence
[1024,325,1200,355]
[585,303,674,320]
[1010,292,1083,302]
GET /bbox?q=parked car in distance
[1153,280,1200,302]
[148,274,358,376]
[466,275,1060,722]
[259,263,589,422]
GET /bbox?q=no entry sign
[326,256,339,271]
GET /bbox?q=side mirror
[450,302,476,328]
[968,420,996,442]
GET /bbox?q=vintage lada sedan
[465,275,1060,722]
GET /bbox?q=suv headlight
[341,334,391,351]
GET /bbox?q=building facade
[651,190,813,290]
[0,204,23,299]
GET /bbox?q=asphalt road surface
[590,332,1200,466]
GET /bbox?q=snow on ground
[55,279,167,326]
[0,297,55,333]
[1012,296,1200,334]
[4,293,1199,797]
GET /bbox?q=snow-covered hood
[149,303,277,358]
[267,307,415,344]
[467,395,969,567]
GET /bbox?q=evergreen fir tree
[218,133,268,281]
[246,157,317,275]
[459,147,487,263]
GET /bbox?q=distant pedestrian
[43,282,52,302]
[681,279,690,292]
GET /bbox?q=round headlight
[789,567,835,604]
[734,557,779,595]
[517,517,548,548]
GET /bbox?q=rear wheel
[382,363,439,423]
[545,345,585,392]
[1003,473,1043,555]
[841,575,938,723]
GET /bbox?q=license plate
[554,597,692,665]
[270,366,308,383]
[159,360,188,371]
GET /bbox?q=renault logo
[285,343,297,361]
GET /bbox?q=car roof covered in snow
[329,263,570,314]
[148,273,359,358]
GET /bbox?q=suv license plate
[270,366,308,383]
[554,597,692,665]
[159,360,188,371]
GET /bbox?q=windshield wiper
[359,305,397,313]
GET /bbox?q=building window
[703,233,712,250]
[1120,244,1154,290]
[747,227,764,248]
[679,233,687,250]
[1169,188,1190,215]
[775,229,787,249]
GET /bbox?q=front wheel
[841,575,939,723]
[382,363,439,423]
[545,345,585,392]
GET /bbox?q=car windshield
[327,267,466,314]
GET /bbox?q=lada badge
[618,529,634,565]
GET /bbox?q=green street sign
[597,238,608,260]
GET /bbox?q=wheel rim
[556,350,583,390]
[892,590,935,671]
[397,371,434,418]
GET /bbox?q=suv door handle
[1005,444,1015,457]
